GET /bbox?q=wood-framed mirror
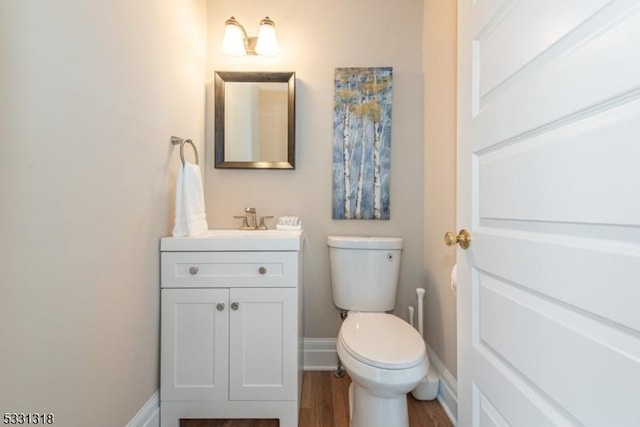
[214,71,296,169]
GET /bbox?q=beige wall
[423,0,458,377]
[206,0,425,338]
[0,1,206,425]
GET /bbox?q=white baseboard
[126,390,160,427]
[425,344,458,426]
[303,337,338,371]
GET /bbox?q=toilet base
[348,382,409,427]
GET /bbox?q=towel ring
[171,136,199,166]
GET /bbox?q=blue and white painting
[332,67,393,220]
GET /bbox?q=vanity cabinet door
[161,288,229,402]
[229,288,297,401]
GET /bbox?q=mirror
[214,71,296,169]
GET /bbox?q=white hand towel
[172,161,208,237]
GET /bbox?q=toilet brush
[408,306,414,328]
[411,287,439,400]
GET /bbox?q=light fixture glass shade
[222,17,246,56]
[255,17,279,56]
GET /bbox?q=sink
[207,229,294,238]
[161,229,304,251]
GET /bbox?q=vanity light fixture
[222,16,279,57]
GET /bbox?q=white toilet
[327,235,429,427]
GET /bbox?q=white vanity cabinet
[159,231,304,427]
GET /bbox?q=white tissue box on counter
[277,216,302,230]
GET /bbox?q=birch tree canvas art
[332,67,393,220]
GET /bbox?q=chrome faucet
[244,207,257,229]
[234,207,273,230]
[234,207,256,229]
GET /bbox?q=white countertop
[161,229,304,252]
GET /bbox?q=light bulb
[222,17,246,56]
[255,17,279,56]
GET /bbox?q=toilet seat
[339,312,426,370]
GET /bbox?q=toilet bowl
[337,312,428,427]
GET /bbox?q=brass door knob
[444,229,471,250]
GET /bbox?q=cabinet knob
[258,266,267,275]
[189,266,199,275]
[216,303,225,311]
[231,302,239,310]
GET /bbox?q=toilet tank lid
[327,235,403,250]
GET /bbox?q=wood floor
[180,371,453,427]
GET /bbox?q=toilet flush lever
[444,229,471,250]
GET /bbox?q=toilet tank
[327,236,403,312]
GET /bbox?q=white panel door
[229,288,297,401]
[457,1,640,426]
[160,288,229,401]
